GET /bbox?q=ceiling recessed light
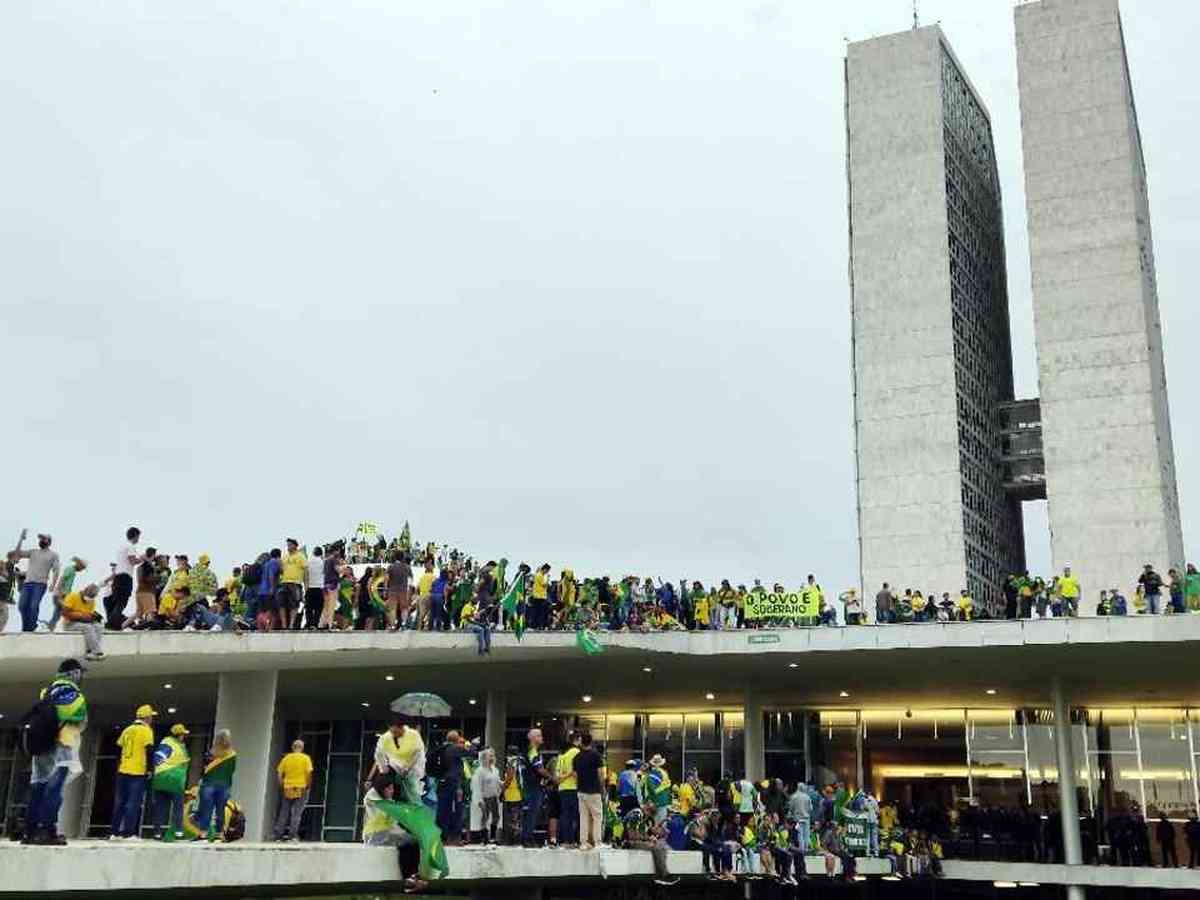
[0,713,5,719]
[705,692,715,701]
[839,691,850,698]
[468,698,477,706]
[167,707,177,715]
[985,689,997,696]
[385,675,395,682]
[581,695,593,703]
[361,701,370,707]
[642,667,653,673]
[162,683,173,690]
[788,663,798,669]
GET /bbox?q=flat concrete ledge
[4,842,1198,896]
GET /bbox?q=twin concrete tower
[846,0,1184,613]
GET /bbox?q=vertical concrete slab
[215,670,281,842]
[1016,0,1185,600]
[485,690,508,756]
[744,693,765,782]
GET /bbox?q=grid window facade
[941,48,1026,610]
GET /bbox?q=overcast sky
[3,0,1197,616]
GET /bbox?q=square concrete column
[485,691,508,756]
[743,693,765,782]
[215,670,282,842]
[59,728,99,838]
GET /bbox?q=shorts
[546,790,562,819]
[258,592,279,613]
[278,584,302,611]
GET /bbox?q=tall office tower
[1015,0,1183,598]
[846,26,1025,613]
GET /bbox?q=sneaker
[45,834,68,846]
[85,651,106,661]
[654,878,680,886]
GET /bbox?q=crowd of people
[6,527,1200,658]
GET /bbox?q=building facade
[1015,0,1184,600]
[846,26,1024,614]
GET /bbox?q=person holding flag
[501,564,530,639]
[192,729,237,841]
[151,724,191,841]
[646,755,673,824]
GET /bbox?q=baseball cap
[136,704,158,719]
[170,724,190,737]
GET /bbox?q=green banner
[842,809,870,855]
[744,590,820,620]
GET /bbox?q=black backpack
[242,563,262,589]
[425,742,448,780]
[19,693,59,757]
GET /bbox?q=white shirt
[306,556,325,590]
[114,542,139,578]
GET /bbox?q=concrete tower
[1015,0,1184,600]
[846,25,1025,614]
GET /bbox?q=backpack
[242,563,263,589]
[19,693,59,757]
[425,742,448,780]
[224,802,246,842]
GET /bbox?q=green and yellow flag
[374,798,450,881]
[151,736,190,795]
[501,575,526,641]
[575,628,603,656]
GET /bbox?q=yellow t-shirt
[159,591,179,616]
[376,728,425,773]
[417,572,435,598]
[281,551,307,585]
[117,722,155,776]
[61,590,96,621]
[532,572,548,601]
[557,746,580,791]
[503,769,523,802]
[677,781,696,815]
[278,751,313,796]
[1059,575,1080,599]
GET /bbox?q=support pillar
[485,691,508,756]
[60,728,99,838]
[1051,677,1086,900]
[215,670,282,842]
[743,692,765,782]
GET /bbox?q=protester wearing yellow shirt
[556,731,581,847]
[273,739,314,841]
[61,584,105,660]
[372,715,426,799]
[416,563,436,630]
[113,704,157,838]
[528,564,552,630]
[677,776,697,815]
[957,590,975,621]
[278,539,307,631]
[1059,565,1080,617]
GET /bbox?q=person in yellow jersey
[555,731,582,847]
[677,769,699,816]
[60,583,105,661]
[112,704,157,838]
[370,713,426,800]
[956,590,975,622]
[559,569,578,610]
[1059,565,1081,618]
[501,748,523,844]
[273,739,314,841]
[362,772,423,889]
[278,539,307,631]
[416,562,436,630]
[529,564,551,631]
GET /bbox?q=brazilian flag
[575,628,603,656]
[374,798,450,881]
[501,576,526,641]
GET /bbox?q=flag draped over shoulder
[575,628,604,656]
[501,575,526,640]
[374,798,450,881]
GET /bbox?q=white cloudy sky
[2,0,1197,609]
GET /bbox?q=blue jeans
[558,789,578,845]
[18,582,47,632]
[153,790,185,837]
[193,783,229,838]
[521,786,543,845]
[28,760,68,833]
[47,592,64,630]
[1147,594,1160,615]
[112,773,147,837]
[795,819,810,854]
[470,623,491,655]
